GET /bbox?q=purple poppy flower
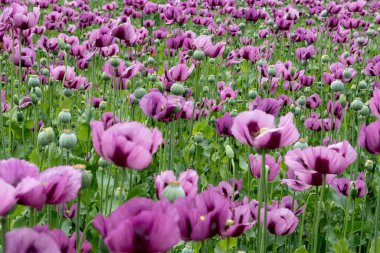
[231,110,299,149]
[249,96,282,117]
[91,121,163,169]
[0,178,17,216]
[215,112,234,137]
[285,140,357,175]
[239,46,261,63]
[222,200,255,238]
[50,66,75,82]
[306,93,321,109]
[11,46,36,68]
[295,45,315,61]
[164,63,194,83]
[6,227,61,253]
[370,88,380,118]
[12,7,40,30]
[101,112,119,129]
[1,90,10,113]
[249,154,281,182]
[358,120,380,154]
[93,198,180,253]
[111,22,137,46]
[263,208,298,235]
[174,188,230,241]
[155,169,198,199]
[40,166,82,205]
[364,56,380,77]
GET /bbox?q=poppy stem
[312,175,326,253]
[343,191,351,238]
[76,191,81,253]
[374,184,380,253]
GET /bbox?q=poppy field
[0,0,380,252]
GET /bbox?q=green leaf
[29,148,41,166]
[239,155,248,172]
[333,239,354,253]
[61,219,72,235]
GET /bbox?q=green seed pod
[63,88,73,97]
[17,111,24,122]
[193,133,204,144]
[321,55,330,63]
[339,94,347,107]
[294,107,301,116]
[230,110,238,117]
[202,86,209,94]
[40,58,48,66]
[28,75,40,87]
[358,81,367,89]
[343,69,352,79]
[208,75,216,84]
[58,109,71,123]
[331,80,344,92]
[163,182,186,203]
[170,83,185,95]
[209,58,216,65]
[13,95,19,106]
[31,94,38,105]
[293,138,308,150]
[33,87,43,98]
[74,165,92,190]
[193,50,205,61]
[365,160,373,170]
[110,56,121,67]
[268,65,276,77]
[297,96,306,106]
[101,72,111,81]
[134,87,147,99]
[44,127,55,143]
[359,105,369,116]
[41,68,50,77]
[248,90,258,99]
[59,130,77,149]
[38,130,49,147]
[99,101,107,110]
[99,157,112,168]
[350,98,363,111]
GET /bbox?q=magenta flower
[263,208,298,235]
[285,140,357,175]
[1,90,10,113]
[358,120,380,154]
[111,22,137,46]
[370,89,380,118]
[40,166,82,205]
[12,7,40,30]
[91,121,163,169]
[11,46,36,68]
[215,112,234,137]
[295,45,315,61]
[164,63,194,83]
[154,169,198,199]
[0,178,16,216]
[231,110,299,149]
[364,55,380,76]
[50,66,75,82]
[93,198,180,253]
[249,96,282,117]
[222,200,255,238]
[101,112,119,129]
[249,154,281,181]
[174,189,230,241]
[332,172,367,198]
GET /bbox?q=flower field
[0,0,379,252]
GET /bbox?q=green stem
[1,217,6,253]
[76,192,81,253]
[312,175,326,253]
[374,184,380,253]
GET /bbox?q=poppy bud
[28,75,40,87]
[320,10,328,17]
[44,127,55,143]
[359,105,369,116]
[339,94,347,107]
[31,94,38,105]
[99,101,107,110]
[258,59,266,67]
[225,145,234,159]
[59,130,77,149]
[268,65,276,77]
[321,55,330,63]
[358,81,367,89]
[134,87,147,99]
[163,181,185,203]
[208,75,216,84]
[350,98,363,111]
[182,245,194,253]
[13,95,19,105]
[80,168,92,189]
[101,72,111,81]
[366,29,375,37]
[58,109,71,123]
[58,38,66,49]
[99,158,112,168]
[343,69,351,79]
[365,160,373,170]
[41,68,50,77]
[32,87,43,98]
[3,52,9,59]
[297,96,306,106]
[210,116,216,124]
[17,111,24,122]
[189,144,196,155]
[115,187,126,200]
[193,50,205,61]
[294,107,301,116]
[350,186,358,200]
[331,80,344,92]
[63,88,73,97]
[110,56,121,67]
[147,57,155,64]
[40,58,48,66]
[132,98,140,105]
[38,130,49,147]
[209,58,216,65]
[294,138,308,150]
[248,90,258,99]
[194,133,204,143]
[149,75,157,82]
[230,110,238,117]
[170,83,185,95]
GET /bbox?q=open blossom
[285,140,357,175]
[370,88,380,118]
[358,120,380,154]
[91,121,163,169]
[93,198,180,253]
[231,110,299,149]
[249,154,281,181]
